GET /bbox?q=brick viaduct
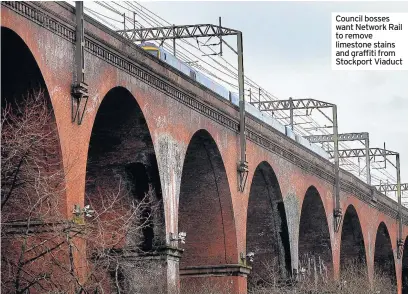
[2,2,408,293]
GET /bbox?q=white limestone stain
[368,231,373,261]
[284,193,300,272]
[190,110,201,129]
[49,85,63,103]
[155,115,167,129]
[155,133,186,243]
[84,93,101,116]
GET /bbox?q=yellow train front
[140,42,161,59]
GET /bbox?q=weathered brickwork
[2,2,408,293]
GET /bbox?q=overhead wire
[121,2,241,86]
[123,2,244,82]
[86,1,396,185]
[84,6,123,24]
[119,1,398,183]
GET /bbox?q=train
[139,42,331,161]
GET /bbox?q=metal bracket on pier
[71,82,88,125]
[334,207,343,233]
[238,160,248,193]
[398,237,404,259]
[71,1,88,125]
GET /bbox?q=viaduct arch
[83,86,166,292]
[298,186,333,274]
[1,26,67,292]
[1,26,66,215]
[178,129,238,293]
[339,205,368,283]
[374,222,397,293]
[246,161,291,288]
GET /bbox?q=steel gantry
[329,146,404,258]
[305,132,371,185]
[250,98,344,232]
[375,183,408,193]
[117,24,239,42]
[116,23,248,192]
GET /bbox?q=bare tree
[1,90,70,293]
[248,255,396,294]
[82,178,165,294]
[1,90,164,294]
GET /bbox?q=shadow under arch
[1,26,66,213]
[298,186,332,274]
[1,26,48,105]
[339,204,367,279]
[374,222,397,292]
[402,236,408,293]
[246,161,291,288]
[84,86,166,293]
[178,129,237,267]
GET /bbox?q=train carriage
[139,42,331,161]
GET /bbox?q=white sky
[84,1,408,196]
[139,1,408,181]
